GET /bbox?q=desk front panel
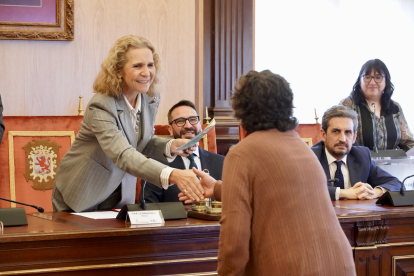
[0,213,220,276]
[1,201,414,276]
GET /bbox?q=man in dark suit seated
[139,100,224,203]
[311,105,401,201]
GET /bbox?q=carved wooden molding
[356,220,388,247]
[0,0,74,41]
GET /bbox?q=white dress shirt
[123,94,175,189]
[324,148,350,200]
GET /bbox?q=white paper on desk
[172,118,216,152]
[71,211,118,219]
[406,147,414,156]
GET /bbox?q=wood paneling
[202,0,254,155]
[0,0,196,125]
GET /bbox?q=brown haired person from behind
[180,70,356,275]
[52,35,204,213]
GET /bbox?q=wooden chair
[238,124,321,147]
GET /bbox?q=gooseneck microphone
[371,103,378,153]
[401,174,414,196]
[140,180,147,210]
[0,197,44,213]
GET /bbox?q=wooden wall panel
[203,0,254,155]
[0,0,196,125]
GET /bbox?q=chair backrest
[239,124,322,147]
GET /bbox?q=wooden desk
[0,212,220,276]
[334,200,414,276]
[1,201,414,276]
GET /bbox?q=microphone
[140,180,146,210]
[371,103,378,153]
[401,174,414,196]
[0,197,44,213]
[376,174,414,206]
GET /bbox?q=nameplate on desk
[127,210,165,225]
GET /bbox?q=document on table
[172,118,216,152]
[71,211,118,219]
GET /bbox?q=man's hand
[169,169,204,202]
[178,168,217,204]
[339,182,376,199]
[170,139,198,157]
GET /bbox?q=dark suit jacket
[0,95,4,145]
[311,141,401,200]
[139,148,224,203]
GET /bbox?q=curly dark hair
[350,59,395,114]
[232,70,298,134]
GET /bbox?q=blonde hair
[93,35,161,98]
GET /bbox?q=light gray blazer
[52,93,171,212]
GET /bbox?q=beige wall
[0,0,198,125]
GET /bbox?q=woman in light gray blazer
[52,35,204,213]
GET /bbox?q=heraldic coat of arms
[23,139,61,190]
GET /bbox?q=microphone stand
[141,181,146,210]
[376,174,414,206]
[0,197,44,213]
[371,103,378,154]
[0,197,44,227]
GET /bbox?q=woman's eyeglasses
[362,75,384,83]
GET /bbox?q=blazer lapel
[318,145,331,180]
[171,156,186,170]
[346,153,359,186]
[137,94,159,151]
[198,148,212,172]
[116,97,138,148]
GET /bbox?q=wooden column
[203,0,254,155]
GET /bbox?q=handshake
[178,167,220,204]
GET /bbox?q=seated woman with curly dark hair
[340,59,414,151]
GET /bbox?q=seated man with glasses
[139,100,225,203]
[340,58,414,151]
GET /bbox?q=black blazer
[311,141,401,200]
[139,148,225,203]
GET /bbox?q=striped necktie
[334,161,345,189]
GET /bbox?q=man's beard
[173,127,200,139]
[331,141,350,158]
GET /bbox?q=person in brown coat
[180,70,356,275]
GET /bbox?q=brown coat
[217,129,356,276]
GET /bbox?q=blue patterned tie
[334,161,345,189]
[187,153,198,169]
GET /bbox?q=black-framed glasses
[170,116,200,127]
[362,75,384,83]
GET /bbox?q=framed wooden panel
[8,131,75,212]
[0,0,74,40]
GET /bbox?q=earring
[117,77,122,83]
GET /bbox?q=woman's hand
[178,168,217,203]
[169,169,204,202]
[170,139,198,157]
